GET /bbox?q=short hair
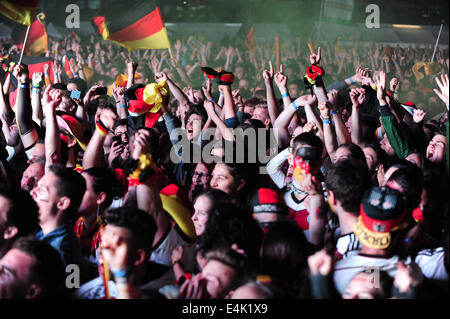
[12,237,66,298]
[204,247,250,289]
[113,118,128,131]
[67,78,87,96]
[364,143,388,169]
[197,202,262,265]
[49,165,86,217]
[83,167,119,209]
[104,206,157,253]
[184,105,207,128]
[325,159,372,213]
[52,83,67,91]
[292,132,324,154]
[387,163,423,213]
[0,186,39,238]
[336,143,368,169]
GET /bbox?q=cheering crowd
[0,31,448,299]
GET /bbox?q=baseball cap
[250,188,288,215]
[353,186,406,250]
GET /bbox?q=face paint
[293,147,322,182]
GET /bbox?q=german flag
[14,12,48,56]
[93,3,170,51]
[0,0,39,26]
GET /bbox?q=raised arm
[31,72,44,124]
[318,101,338,160]
[112,84,128,120]
[42,86,62,172]
[263,61,281,124]
[349,88,366,147]
[82,108,117,169]
[12,64,39,151]
[328,89,351,145]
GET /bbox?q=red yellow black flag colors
[93,6,170,51]
[0,0,39,26]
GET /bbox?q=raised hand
[327,89,339,109]
[155,71,168,83]
[274,64,288,90]
[295,94,317,108]
[302,121,318,134]
[131,128,151,160]
[202,79,213,101]
[95,108,118,132]
[309,46,321,65]
[12,63,29,83]
[412,108,426,123]
[32,72,44,87]
[349,88,366,107]
[112,83,125,100]
[262,60,274,86]
[433,73,449,106]
[318,101,331,119]
[203,99,216,115]
[127,59,138,74]
[375,70,387,103]
[232,89,244,106]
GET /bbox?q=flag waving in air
[13,12,48,56]
[93,2,170,51]
[0,0,39,26]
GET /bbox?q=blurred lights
[392,24,422,29]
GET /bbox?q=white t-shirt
[415,247,448,281]
[333,254,408,294]
[335,231,361,260]
[151,227,197,273]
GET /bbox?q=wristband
[111,269,131,278]
[322,118,331,125]
[291,101,298,110]
[119,104,127,108]
[32,88,40,94]
[19,83,28,89]
[219,93,224,97]
[281,92,289,98]
[349,77,355,85]
[394,91,398,94]
[331,110,339,115]
[209,99,214,102]
[96,121,108,136]
[73,73,78,77]
[45,72,49,75]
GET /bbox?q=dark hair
[52,83,67,91]
[12,237,66,299]
[82,167,119,209]
[49,165,86,218]
[0,186,39,238]
[197,202,262,266]
[184,105,207,128]
[104,206,157,253]
[364,143,388,171]
[335,143,368,170]
[204,247,251,293]
[259,220,313,298]
[386,163,423,214]
[113,118,128,131]
[292,132,324,154]
[194,188,230,206]
[325,159,372,214]
[67,78,87,96]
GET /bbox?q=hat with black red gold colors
[353,186,406,250]
[251,188,288,215]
